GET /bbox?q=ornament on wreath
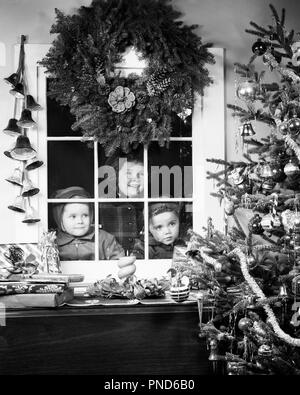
[284,160,300,176]
[236,80,259,101]
[146,69,172,96]
[108,86,135,113]
[252,38,268,56]
[248,214,264,235]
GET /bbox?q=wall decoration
[3,35,43,224]
[40,0,214,156]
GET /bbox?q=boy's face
[149,211,179,245]
[119,160,144,197]
[61,203,91,237]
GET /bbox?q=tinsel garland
[40,0,214,155]
[263,52,300,83]
[232,247,300,347]
[283,134,300,163]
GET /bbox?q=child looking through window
[132,202,186,259]
[52,186,125,260]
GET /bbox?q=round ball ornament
[224,197,235,216]
[248,214,264,235]
[252,39,267,56]
[278,121,289,135]
[238,317,253,332]
[236,80,258,102]
[284,161,300,177]
[288,116,300,137]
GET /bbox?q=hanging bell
[5,167,23,186]
[239,122,255,137]
[21,177,40,197]
[25,156,43,171]
[17,109,37,128]
[26,95,42,111]
[260,163,273,178]
[9,83,25,99]
[22,202,40,223]
[10,135,36,161]
[3,118,21,137]
[7,195,25,213]
[4,72,20,87]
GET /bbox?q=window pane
[147,202,193,260]
[99,202,144,258]
[171,111,192,137]
[47,79,81,137]
[48,202,95,261]
[98,145,144,198]
[148,141,192,198]
[47,141,94,198]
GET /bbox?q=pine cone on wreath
[146,69,172,96]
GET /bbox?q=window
[0,45,225,281]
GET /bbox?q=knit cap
[149,202,180,218]
[52,186,93,229]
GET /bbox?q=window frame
[1,44,225,281]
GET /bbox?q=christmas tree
[188,4,300,375]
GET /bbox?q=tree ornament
[177,108,192,122]
[260,213,274,231]
[278,120,289,135]
[262,179,276,194]
[239,122,255,138]
[224,197,235,216]
[257,344,273,358]
[228,168,244,185]
[251,39,268,56]
[236,80,259,101]
[241,193,252,209]
[248,214,264,234]
[291,41,300,67]
[284,160,300,176]
[260,163,273,178]
[238,317,253,331]
[292,274,300,295]
[288,115,300,137]
[270,162,285,182]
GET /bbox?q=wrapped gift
[39,231,61,273]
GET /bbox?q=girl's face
[61,203,91,237]
[149,211,179,245]
[119,160,144,198]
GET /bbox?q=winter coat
[132,234,186,259]
[56,227,125,261]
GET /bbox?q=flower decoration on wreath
[40,0,215,156]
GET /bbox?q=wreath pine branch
[40,0,214,155]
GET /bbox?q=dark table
[0,302,214,375]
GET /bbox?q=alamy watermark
[98,159,193,199]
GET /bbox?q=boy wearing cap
[132,202,186,259]
[52,186,125,260]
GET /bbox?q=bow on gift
[1,245,39,277]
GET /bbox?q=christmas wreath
[40,0,214,156]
